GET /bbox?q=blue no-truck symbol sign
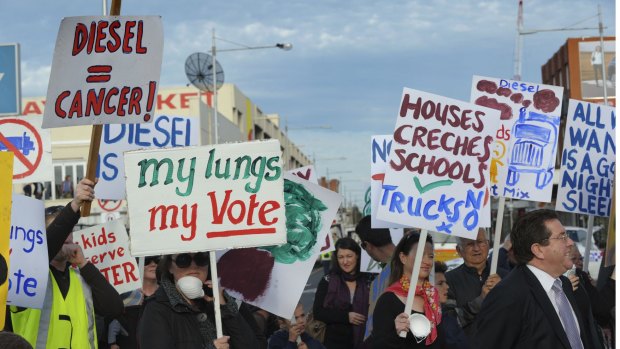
[0,44,21,116]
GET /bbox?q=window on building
[53,161,86,199]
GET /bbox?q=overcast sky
[1,0,616,209]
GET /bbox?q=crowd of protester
[1,179,616,349]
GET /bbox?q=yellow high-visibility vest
[11,268,97,349]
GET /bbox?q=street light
[211,28,292,144]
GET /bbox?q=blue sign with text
[0,44,20,116]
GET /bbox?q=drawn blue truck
[0,132,36,155]
[506,110,560,189]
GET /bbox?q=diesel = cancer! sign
[0,117,52,183]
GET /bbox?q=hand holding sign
[70,178,97,213]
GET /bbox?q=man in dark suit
[474,209,599,349]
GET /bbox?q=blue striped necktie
[552,279,584,349]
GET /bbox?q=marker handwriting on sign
[72,20,147,56]
[138,149,281,197]
[380,185,483,233]
[10,225,44,253]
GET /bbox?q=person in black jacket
[138,253,258,349]
[313,237,372,349]
[369,233,445,349]
[475,209,600,349]
[6,178,124,347]
[445,228,508,336]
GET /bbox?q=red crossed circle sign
[0,118,43,179]
[98,199,123,212]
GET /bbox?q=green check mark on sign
[413,177,453,194]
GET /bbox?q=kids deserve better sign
[125,139,287,256]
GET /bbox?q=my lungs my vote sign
[377,88,500,238]
[97,114,198,200]
[125,139,287,256]
[73,220,140,294]
[0,116,52,183]
[556,100,615,217]
[43,16,163,128]
[7,195,48,309]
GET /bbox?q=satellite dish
[185,52,224,92]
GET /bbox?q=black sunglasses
[145,256,161,265]
[172,252,210,268]
[361,241,368,249]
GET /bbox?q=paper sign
[0,152,13,326]
[97,114,198,199]
[288,165,318,184]
[7,195,49,309]
[125,139,287,256]
[377,88,500,238]
[73,220,140,294]
[218,172,343,318]
[370,135,407,228]
[556,100,615,216]
[0,116,52,183]
[43,16,164,128]
[471,76,564,202]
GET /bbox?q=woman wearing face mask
[369,233,445,348]
[138,252,258,349]
[313,237,373,349]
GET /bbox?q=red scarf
[385,276,441,345]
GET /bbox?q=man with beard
[8,178,123,348]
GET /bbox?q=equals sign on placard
[86,65,112,83]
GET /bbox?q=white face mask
[176,276,205,299]
[409,313,431,343]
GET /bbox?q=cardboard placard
[288,165,318,184]
[7,195,49,309]
[125,139,287,256]
[377,88,500,238]
[43,16,164,128]
[97,114,198,199]
[73,220,140,294]
[556,100,615,216]
[218,173,343,318]
[370,135,406,228]
[470,76,564,202]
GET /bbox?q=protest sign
[0,152,12,327]
[556,100,615,216]
[7,195,48,309]
[288,165,318,184]
[96,114,198,199]
[218,172,343,318]
[370,135,406,228]
[0,116,52,183]
[471,76,564,202]
[73,220,140,294]
[377,88,500,238]
[42,16,164,128]
[125,139,286,256]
